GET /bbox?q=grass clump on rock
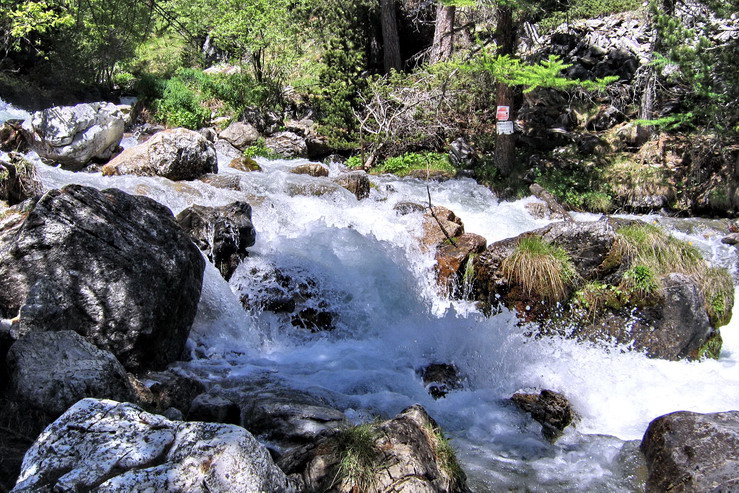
[501,236,577,301]
[333,423,383,492]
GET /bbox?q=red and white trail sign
[496,106,510,121]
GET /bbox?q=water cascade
[3,102,738,491]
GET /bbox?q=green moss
[574,281,625,317]
[701,267,734,327]
[696,332,723,360]
[501,236,577,301]
[463,253,477,284]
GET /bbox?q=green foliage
[574,281,626,317]
[428,425,466,485]
[531,155,613,212]
[620,264,660,299]
[242,138,281,159]
[334,423,382,492]
[701,267,734,328]
[375,152,455,177]
[155,76,210,129]
[345,155,363,169]
[583,191,613,213]
[696,332,723,360]
[538,0,642,32]
[616,223,704,277]
[501,236,577,301]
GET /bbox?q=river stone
[102,128,217,181]
[641,410,739,493]
[291,162,329,177]
[436,233,487,295]
[422,206,465,250]
[176,201,256,280]
[267,131,308,158]
[511,389,576,441]
[219,121,260,150]
[21,102,126,170]
[333,170,370,200]
[280,404,469,492]
[419,363,466,399]
[229,156,262,172]
[0,184,204,371]
[11,398,298,493]
[6,330,133,416]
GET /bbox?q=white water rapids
[3,102,739,491]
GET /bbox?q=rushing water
[4,104,739,491]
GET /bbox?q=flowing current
[4,103,739,491]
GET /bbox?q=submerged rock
[0,184,204,371]
[12,398,298,492]
[511,389,576,441]
[422,206,465,250]
[419,363,466,399]
[280,404,469,492]
[6,330,133,416]
[435,233,487,296]
[291,162,329,177]
[102,128,217,181]
[176,201,256,280]
[641,410,739,493]
[21,102,126,169]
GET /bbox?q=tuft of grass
[501,236,577,301]
[701,267,735,328]
[615,223,704,277]
[583,191,613,213]
[620,264,660,300]
[428,425,466,486]
[333,423,382,492]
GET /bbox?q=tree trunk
[494,5,517,175]
[430,5,456,63]
[381,0,402,72]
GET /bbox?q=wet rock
[435,233,487,295]
[21,102,126,169]
[291,162,329,177]
[0,185,204,371]
[187,392,240,425]
[511,389,576,441]
[198,127,217,143]
[419,363,466,399]
[214,138,242,161]
[641,410,739,493]
[0,120,27,153]
[229,156,262,172]
[12,398,298,492]
[722,233,739,246]
[449,137,476,169]
[6,331,133,416]
[266,131,308,158]
[0,154,42,206]
[422,206,465,249]
[538,219,618,277]
[280,404,469,492]
[199,173,242,191]
[219,121,260,150]
[394,201,426,215]
[103,128,217,181]
[176,201,256,280]
[333,170,370,200]
[530,184,572,221]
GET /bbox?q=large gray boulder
[103,128,217,181]
[641,410,739,493]
[6,330,133,416]
[21,102,126,169]
[176,201,256,280]
[219,121,260,150]
[12,398,299,493]
[0,184,205,371]
[266,131,307,158]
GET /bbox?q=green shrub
[574,281,625,318]
[583,191,613,213]
[501,236,577,301]
[154,77,210,129]
[242,138,281,159]
[345,155,363,169]
[620,264,660,300]
[375,152,455,177]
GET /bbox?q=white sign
[496,121,514,135]
[496,106,510,121]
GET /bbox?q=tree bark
[494,5,517,175]
[381,0,402,72]
[430,4,456,63]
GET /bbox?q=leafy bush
[375,152,456,177]
[501,236,577,301]
[154,76,210,129]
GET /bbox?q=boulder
[435,233,487,295]
[214,138,242,161]
[394,201,426,215]
[219,121,260,149]
[422,206,465,250]
[176,201,256,280]
[266,131,308,158]
[641,410,739,493]
[0,184,205,371]
[0,154,42,206]
[511,389,576,441]
[229,156,262,172]
[333,170,370,200]
[102,128,217,181]
[280,404,469,492]
[199,173,242,191]
[21,102,126,169]
[6,331,133,416]
[291,162,329,177]
[12,398,299,492]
